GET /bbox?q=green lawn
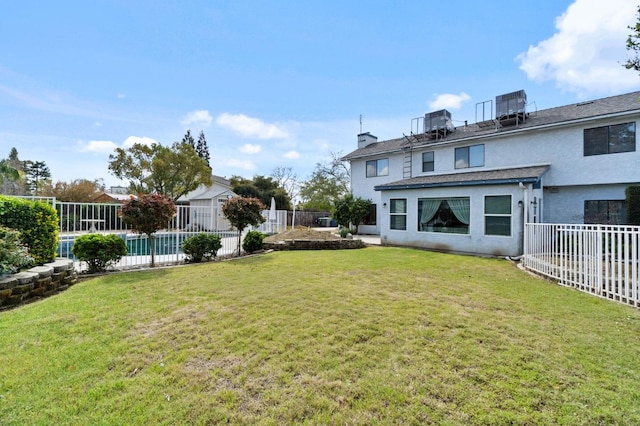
[2,247,640,425]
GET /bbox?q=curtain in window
[448,198,470,225]
[419,199,441,224]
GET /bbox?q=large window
[390,199,406,230]
[366,158,389,177]
[584,122,636,156]
[484,195,511,236]
[417,197,470,234]
[422,151,434,172]
[455,144,484,169]
[584,200,626,224]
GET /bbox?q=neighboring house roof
[343,91,640,161]
[93,192,136,203]
[374,165,550,191]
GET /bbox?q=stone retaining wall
[263,239,365,251]
[0,259,77,310]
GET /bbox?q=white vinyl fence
[54,201,286,272]
[524,223,640,307]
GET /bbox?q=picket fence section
[54,201,286,271]
[523,223,640,307]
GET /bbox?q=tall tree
[41,179,104,202]
[0,149,25,195]
[0,160,19,187]
[196,131,211,168]
[23,160,51,196]
[8,148,22,171]
[108,141,212,201]
[271,166,299,205]
[299,152,350,211]
[230,175,291,209]
[625,6,640,72]
[181,130,195,148]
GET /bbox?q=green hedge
[0,196,59,264]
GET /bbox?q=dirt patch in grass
[264,227,340,242]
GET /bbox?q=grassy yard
[2,247,640,425]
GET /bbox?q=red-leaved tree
[120,193,176,267]
[222,197,266,255]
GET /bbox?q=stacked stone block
[0,259,77,309]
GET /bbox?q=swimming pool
[57,231,239,259]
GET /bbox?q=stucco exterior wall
[378,184,526,257]
[543,183,631,223]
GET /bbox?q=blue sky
[1,0,639,189]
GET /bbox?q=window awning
[374,165,550,191]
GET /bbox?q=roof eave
[374,176,541,191]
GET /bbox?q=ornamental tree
[120,194,176,267]
[222,197,266,255]
[332,194,371,233]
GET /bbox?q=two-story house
[343,90,640,257]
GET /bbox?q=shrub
[242,230,265,253]
[339,227,351,238]
[72,234,128,273]
[0,196,58,264]
[182,233,222,263]
[0,225,34,274]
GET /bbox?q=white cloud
[240,143,261,154]
[227,159,256,170]
[428,92,471,110]
[283,150,300,159]
[216,113,289,139]
[181,110,213,127]
[117,93,126,99]
[77,140,118,153]
[122,136,159,148]
[517,0,640,95]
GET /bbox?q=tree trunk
[149,234,156,267]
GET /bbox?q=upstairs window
[455,144,484,169]
[584,122,635,156]
[366,158,389,177]
[422,151,434,172]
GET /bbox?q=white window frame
[389,198,407,230]
[484,195,512,236]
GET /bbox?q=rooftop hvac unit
[495,90,527,126]
[424,109,454,138]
